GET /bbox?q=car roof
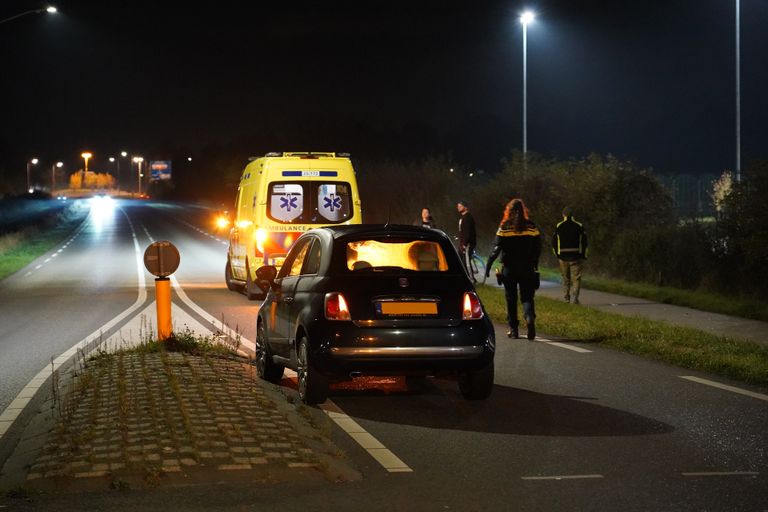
[306,224,450,242]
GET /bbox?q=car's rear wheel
[458,363,494,400]
[255,322,284,383]
[297,337,329,405]
[225,258,242,291]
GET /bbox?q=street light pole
[735,0,741,183]
[119,151,127,192]
[133,157,144,196]
[520,11,535,159]
[26,158,38,192]
[0,6,57,25]
[51,161,63,192]
[109,157,117,190]
[81,152,92,190]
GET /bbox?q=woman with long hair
[484,198,542,339]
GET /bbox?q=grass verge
[0,203,88,281]
[539,267,768,323]
[478,285,768,387]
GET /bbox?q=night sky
[1,0,766,184]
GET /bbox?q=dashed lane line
[679,376,768,402]
[682,471,760,477]
[521,474,604,481]
[538,338,593,353]
[20,213,88,279]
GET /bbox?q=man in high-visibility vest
[552,206,588,304]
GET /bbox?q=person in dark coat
[485,198,542,340]
[414,207,437,229]
[552,206,588,304]
[456,200,477,281]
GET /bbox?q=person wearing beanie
[552,206,588,304]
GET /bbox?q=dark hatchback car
[254,224,495,404]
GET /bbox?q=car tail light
[325,292,351,321]
[462,292,484,320]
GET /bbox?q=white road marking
[538,337,593,353]
[143,228,254,355]
[169,274,255,355]
[284,367,411,473]
[679,376,768,402]
[320,400,412,473]
[682,471,759,477]
[521,474,604,481]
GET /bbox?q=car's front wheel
[225,258,242,292]
[458,362,494,400]
[255,322,284,383]
[297,337,329,405]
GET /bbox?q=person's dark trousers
[501,266,536,329]
[460,244,476,283]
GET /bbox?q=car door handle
[282,297,294,304]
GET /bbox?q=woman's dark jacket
[485,219,542,273]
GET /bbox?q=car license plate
[378,302,437,316]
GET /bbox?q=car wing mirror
[255,265,278,292]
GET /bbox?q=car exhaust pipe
[349,371,363,378]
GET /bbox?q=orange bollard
[155,277,172,341]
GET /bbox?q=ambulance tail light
[255,228,267,255]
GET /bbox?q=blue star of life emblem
[280,196,298,211]
[323,194,342,212]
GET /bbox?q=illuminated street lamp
[81,152,92,173]
[117,151,128,191]
[27,158,39,194]
[520,10,535,157]
[133,156,144,196]
[26,158,38,192]
[81,152,92,189]
[109,156,117,191]
[51,161,63,192]
[0,5,57,24]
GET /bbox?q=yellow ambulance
[225,152,363,299]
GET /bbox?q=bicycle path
[487,278,768,347]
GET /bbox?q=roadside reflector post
[155,277,172,340]
[143,241,181,342]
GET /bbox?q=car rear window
[346,239,449,272]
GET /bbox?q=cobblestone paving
[26,351,317,486]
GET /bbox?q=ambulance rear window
[268,181,352,224]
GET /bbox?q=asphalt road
[0,198,766,510]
